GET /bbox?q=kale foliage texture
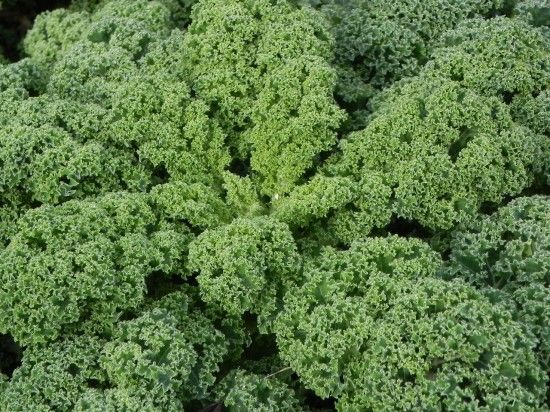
[0,0,548,410]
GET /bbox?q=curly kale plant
[275,237,548,410]
[312,0,505,117]
[1,335,108,411]
[2,292,229,411]
[445,196,550,369]
[0,0,548,410]
[0,193,192,345]
[189,216,301,331]
[276,78,544,244]
[329,78,543,236]
[426,17,549,110]
[215,369,304,412]
[182,0,345,196]
[273,16,549,243]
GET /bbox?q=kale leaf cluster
[0,0,548,410]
